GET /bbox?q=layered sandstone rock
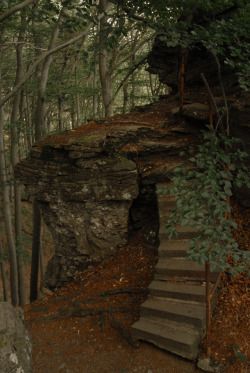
[16,99,197,288]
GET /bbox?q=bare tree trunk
[30,200,41,302]
[92,39,98,118]
[24,91,33,149]
[30,16,61,302]
[130,51,136,110]
[99,0,113,118]
[74,60,81,127]
[0,87,19,306]
[123,81,129,114]
[92,65,97,118]
[70,105,76,129]
[39,230,44,293]
[0,240,9,302]
[58,96,63,131]
[10,16,26,306]
[76,93,81,127]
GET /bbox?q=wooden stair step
[159,205,175,217]
[158,239,190,257]
[130,181,222,361]
[157,194,176,205]
[149,280,206,302]
[132,316,200,360]
[141,296,205,328]
[159,225,198,238]
[155,258,218,281]
[158,209,177,221]
[156,181,173,189]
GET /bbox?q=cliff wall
[16,98,198,288]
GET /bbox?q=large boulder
[0,302,32,373]
[15,106,197,289]
[147,35,235,92]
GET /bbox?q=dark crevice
[128,183,160,248]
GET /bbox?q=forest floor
[23,200,250,373]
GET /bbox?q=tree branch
[0,0,38,23]
[0,7,111,109]
[109,0,152,26]
[111,55,147,103]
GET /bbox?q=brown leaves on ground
[210,273,250,373]
[25,202,250,373]
[209,201,250,373]
[232,199,250,252]
[25,234,156,324]
[25,234,198,373]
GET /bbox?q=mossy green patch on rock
[0,337,7,348]
[111,155,136,172]
[71,132,106,146]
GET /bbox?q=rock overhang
[15,98,197,288]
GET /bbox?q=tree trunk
[130,51,136,110]
[70,105,76,129]
[92,55,97,118]
[0,240,9,302]
[76,93,81,127]
[39,231,44,293]
[99,0,113,118]
[10,18,26,306]
[30,200,41,302]
[123,81,129,114]
[58,96,63,131]
[30,18,61,302]
[0,90,19,306]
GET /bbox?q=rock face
[147,34,237,93]
[0,302,32,373]
[16,101,198,288]
[147,36,221,91]
[17,132,139,288]
[147,31,250,206]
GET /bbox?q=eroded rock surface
[16,99,198,288]
[0,302,32,373]
[16,89,250,289]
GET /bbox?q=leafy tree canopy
[113,0,250,90]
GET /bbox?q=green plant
[165,130,250,274]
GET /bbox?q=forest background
[0,0,249,308]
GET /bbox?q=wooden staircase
[131,182,219,360]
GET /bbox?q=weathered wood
[131,181,221,360]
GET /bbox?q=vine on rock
[164,129,250,274]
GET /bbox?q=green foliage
[165,130,250,274]
[232,344,248,363]
[114,0,250,90]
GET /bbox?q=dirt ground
[23,201,250,373]
[24,234,201,373]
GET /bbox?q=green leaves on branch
[165,130,250,274]
[116,1,250,91]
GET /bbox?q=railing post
[205,260,211,358]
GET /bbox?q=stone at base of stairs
[132,316,200,360]
[197,357,222,372]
